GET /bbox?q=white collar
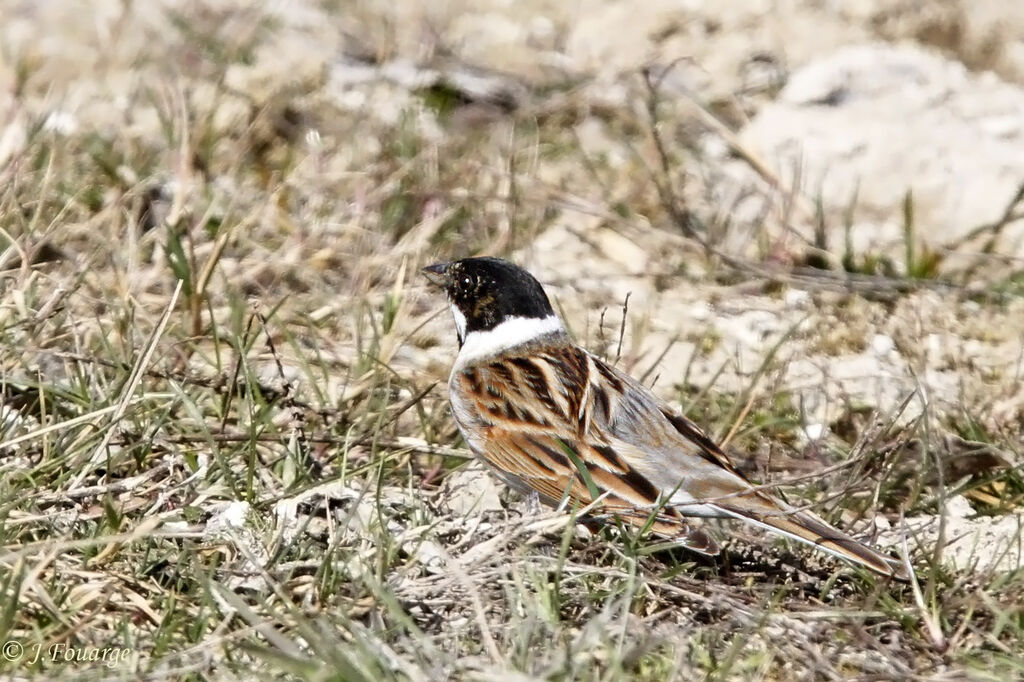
[454,314,565,369]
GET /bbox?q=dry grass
[1,2,1022,681]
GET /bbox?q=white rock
[208,501,252,532]
[882,497,1024,574]
[734,43,1024,250]
[784,289,810,308]
[870,333,896,357]
[443,462,505,517]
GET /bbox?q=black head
[422,257,556,341]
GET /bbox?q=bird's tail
[713,499,911,581]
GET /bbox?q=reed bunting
[423,257,910,580]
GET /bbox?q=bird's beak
[421,262,450,288]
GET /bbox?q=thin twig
[615,292,630,365]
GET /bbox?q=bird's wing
[454,345,744,510]
[453,346,907,579]
[585,354,744,479]
[452,349,718,553]
[477,423,720,553]
[587,355,910,580]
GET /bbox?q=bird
[423,256,911,580]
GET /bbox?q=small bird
[424,257,910,580]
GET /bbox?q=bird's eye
[461,276,472,288]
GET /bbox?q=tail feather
[714,501,911,581]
